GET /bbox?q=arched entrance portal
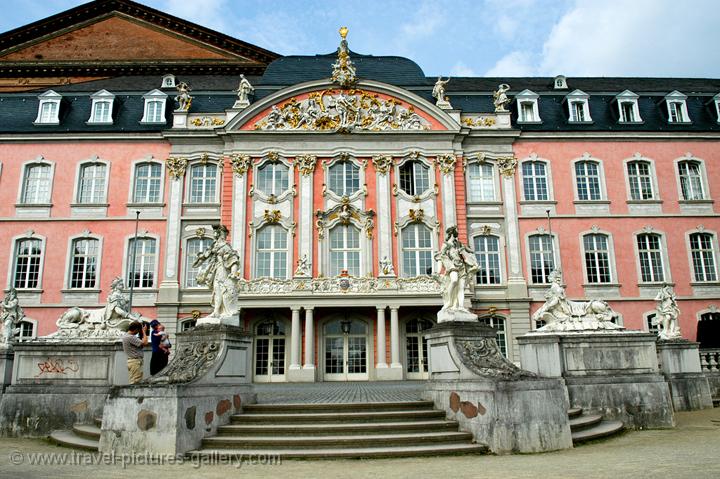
[254,319,287,382]
[324,318,369,381]
[405,318,434,379]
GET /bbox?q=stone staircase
[48,417,101,451]
[188,400,488,459]
[569,407,624,444]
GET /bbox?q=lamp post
[128,210,140,314]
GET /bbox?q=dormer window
[665,91,690,123]
[141,89,168,124]
[515,89,540,123]
[554,75,567,89]
[566,90,591,123]
[616,90,641,123]
[34,90,61,125]
[88,90,115,124]
[161,74,176,89]
[712,93,720,123]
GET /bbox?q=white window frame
[580,230,617,285]
[615,90,642,123]
[254,224,290,280]
[466,160,498,203]
[675,155,709,202]
[393,153,435,202]
[515,89,540,123]
[129,158,165,204]
[572,154,607,202]
[473,234,503,285]
[624,154,659,201]
[185,160,220,204]
[183,236,214,288]
[122,235,160,290]
[477,315,508,357]
[665,91,690,123]
[7,233,46,290]
[64,233,103,290]
[565,89,592,123]
[520,157,552,202]
[687,229,719,283]
[17,318,38,342]
[327,159,361,198]
[526,232,561,285]
[161,74,176,89]
[713,93,720,123]
[633,231,670,284]
[400,223,435,277]
[140,89,168,124]
[253,154,293,200]
[87,89,115,124]
[34,90,61,125]
[17,157,55,205]
[328,224,362,277]
[73,157,110,205]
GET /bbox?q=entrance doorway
[254,319,287,382]
[405,318,434,379]
[324,318,369,381]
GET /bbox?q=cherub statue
[174,81,193,111]
[1,288,24,345]
[653,284,682,340]
[493,84,511,112]
[234,74,254,109]
[432,77,451,107]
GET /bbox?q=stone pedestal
[99,325,255,455]
[0,347,13,395]
[656,340,713,411]
[424,322,572,454]
[172,110,188,128]
[518,331,675,429]
[196,312,240,328]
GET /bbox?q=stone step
[203,431,473,449]
[93,417,102,428]
[231,409,446,424]
[72,424,101,440]
[48,430,99,452]
[568,407,583,418]
[189,443,488,459]
[571,420,625,444]
[569,414,603,431]
[244,400,435,413]
[217,420,461,436]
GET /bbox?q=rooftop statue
[234,74,254,109]
[174,81,193,111]
[434,226,479,322]
[1,288,24,346]
[653,284,682,340]
[193,224,241,323]
[532,270,623,332]
[432,77,451,108]
[493,84,511,112]
[331,26,357,88]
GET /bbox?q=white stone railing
[233,275,442,297]
[699,348,720,372]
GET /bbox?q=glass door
[254,319,287,382]
[405,318,433,379]
[324,318,369,381]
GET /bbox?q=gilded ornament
[190,116,224,127]
[296,155,318,176]
[263,210,282,224]
[331,26,357,88]
[230,154,252,176]
[195,227,206,238]
[462,116,496,128]
[166,156,188,180]
[478,225,493,236]
[408,209,425,222]
[372,155,394,175]
[435,154,457,175]
[496,156,518,177]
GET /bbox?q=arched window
[329,225,360,276]
[77,163,107,204]
[478,315,508,357]
[133,162,162,203]
[255,225,288,279]
[184,237,213,287]
[689,233,717,282]
[583,233,612,283]
[13,238,42,289]
[69,238,99,289]
[678,161,705,200]
[401,223,433,277]
[637,233,665,283]
[399,161,430,196]
[328,161,360,196]
[474,236,501,285]
[467,163,495,202]
[627,161,655,200]
[522,161,548,201]
[188,163,217,203]
[21,163,52,204]
[528,234,555,284]
[126,237,157,288]
[575,161,602,201]
[256,162,289,196]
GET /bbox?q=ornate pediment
[315,198,376,239]
[253,88,431,132]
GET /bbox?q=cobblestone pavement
[0,408,718,479]
[254,380,425,403]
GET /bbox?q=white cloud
[450,61,478,77]
[399,1,447,40]
[485,51,536,76]
[163,0,228,32]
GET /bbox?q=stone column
[289,307,301,369]
[380,306,403,379]
[376,307,387,368]
[287,306,314,382]
[303,308,315,369]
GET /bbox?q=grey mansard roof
[1,52,720,134]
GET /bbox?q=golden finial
[339,26,348,39]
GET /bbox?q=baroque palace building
[1,0,719,382]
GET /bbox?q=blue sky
[2,0,719,78]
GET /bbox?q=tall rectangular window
[329,225,360,276]
[256,163,289,196]
[133,163,162,203]
[474,236,501,285]
[77,163,107,203]
[637,234,664,283]
[678,161,705,200]
[21,164,52,204]
[570,101,586,122]
[145,100,164,123]
[184,237,213,287]
[39,102,58,123]
[255,225,288,279]
[328,161,360,196]
[13,239,42,289]
[529,234,555,284]
[668,101,686,122]
[690,233,717,282]
[519,102,536,122]
[401,224,433,277]
[627,161,654,200]
[70,238,99,288]
[92,101,112,123]
[583,234,611,283]
[399,161,430,196]
[468,163,495,202]
[575,161,602,200]
[620,102,636,122]
[189,164,217,203]
[127,238,156,288]
[522,161,548,201]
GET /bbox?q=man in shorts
[123,321,148,384]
